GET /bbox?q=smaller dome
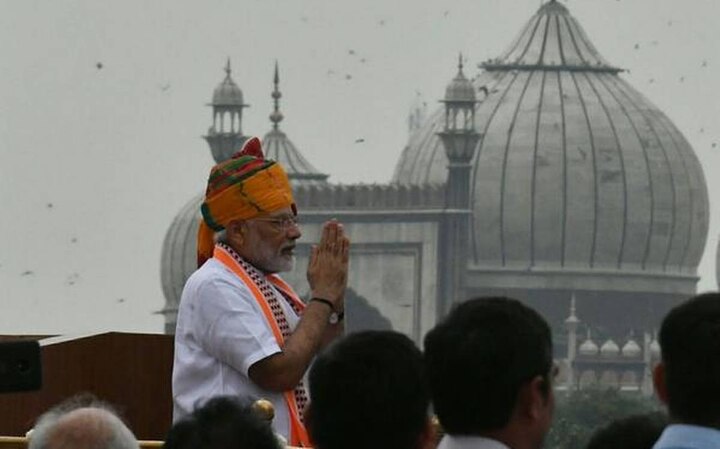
[212,60,245,106]
[600,339,620,357]
[444,55,476,103]
[573,328,600,356]
[650,339,661,359]
[578,338,599,356]
[621,339,642,358]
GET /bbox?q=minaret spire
[270,60,284,131]
[225,58,232,78]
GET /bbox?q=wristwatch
[328,309,345,325]
[311,297,345,324]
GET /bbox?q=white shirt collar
[438,434,511,449]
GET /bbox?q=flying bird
[46,203,53,209]
[21,270,34,277]
[159,83,171,92]
[348,49,356,55]
[354,138,365,143]
[66,273,80,286]
[634,43,640,50]
[345,74,353,80]
[701,60,708,67]
[96,62,103,70]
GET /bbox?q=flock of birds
[6,202,126,305]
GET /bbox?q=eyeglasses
[251,215,301,231]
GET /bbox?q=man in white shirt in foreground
[424,297,556,449]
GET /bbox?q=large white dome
[393,1,709,290]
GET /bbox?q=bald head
[30,402,139,449]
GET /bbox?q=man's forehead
[266,207,295,217]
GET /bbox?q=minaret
[269,61,284,131]
[565,293,580,392]
[438,54,481,208]
[261,62,329,185]
[641,331,656,396]
[408,92,427,134]
[204,59,250,163]
[436,54,482,314]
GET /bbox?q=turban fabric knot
[197,137,295,267]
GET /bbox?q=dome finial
[565,292,580,325]
[270,60,284,130]
[458,53,464,76]
[225,58,232,78]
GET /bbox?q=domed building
[395,0,709,334]
[161,1,709,347]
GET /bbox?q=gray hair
[29,394,139,449]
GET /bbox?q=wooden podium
[0,332,173,440]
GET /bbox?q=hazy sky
[1,0,718,334]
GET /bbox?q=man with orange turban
[172,137,349,446]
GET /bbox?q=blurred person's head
[654,292,720,427]
[424,297,554,449]
[29,394,138,449]
[164,396,281,449]
[307,330,433,449]
[586,411,668,449]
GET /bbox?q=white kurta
[172,257,300,439]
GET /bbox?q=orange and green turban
[197,137,295,267]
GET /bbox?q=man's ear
[227,220,245,245]
[514,375,551,423]
[653,362,669,405]
[527,375,548,420]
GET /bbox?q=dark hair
[659,292,720,425]
[424,297,552,435]
[308,330,429,449]
[163,396,280,449]
[586,411,667,449]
